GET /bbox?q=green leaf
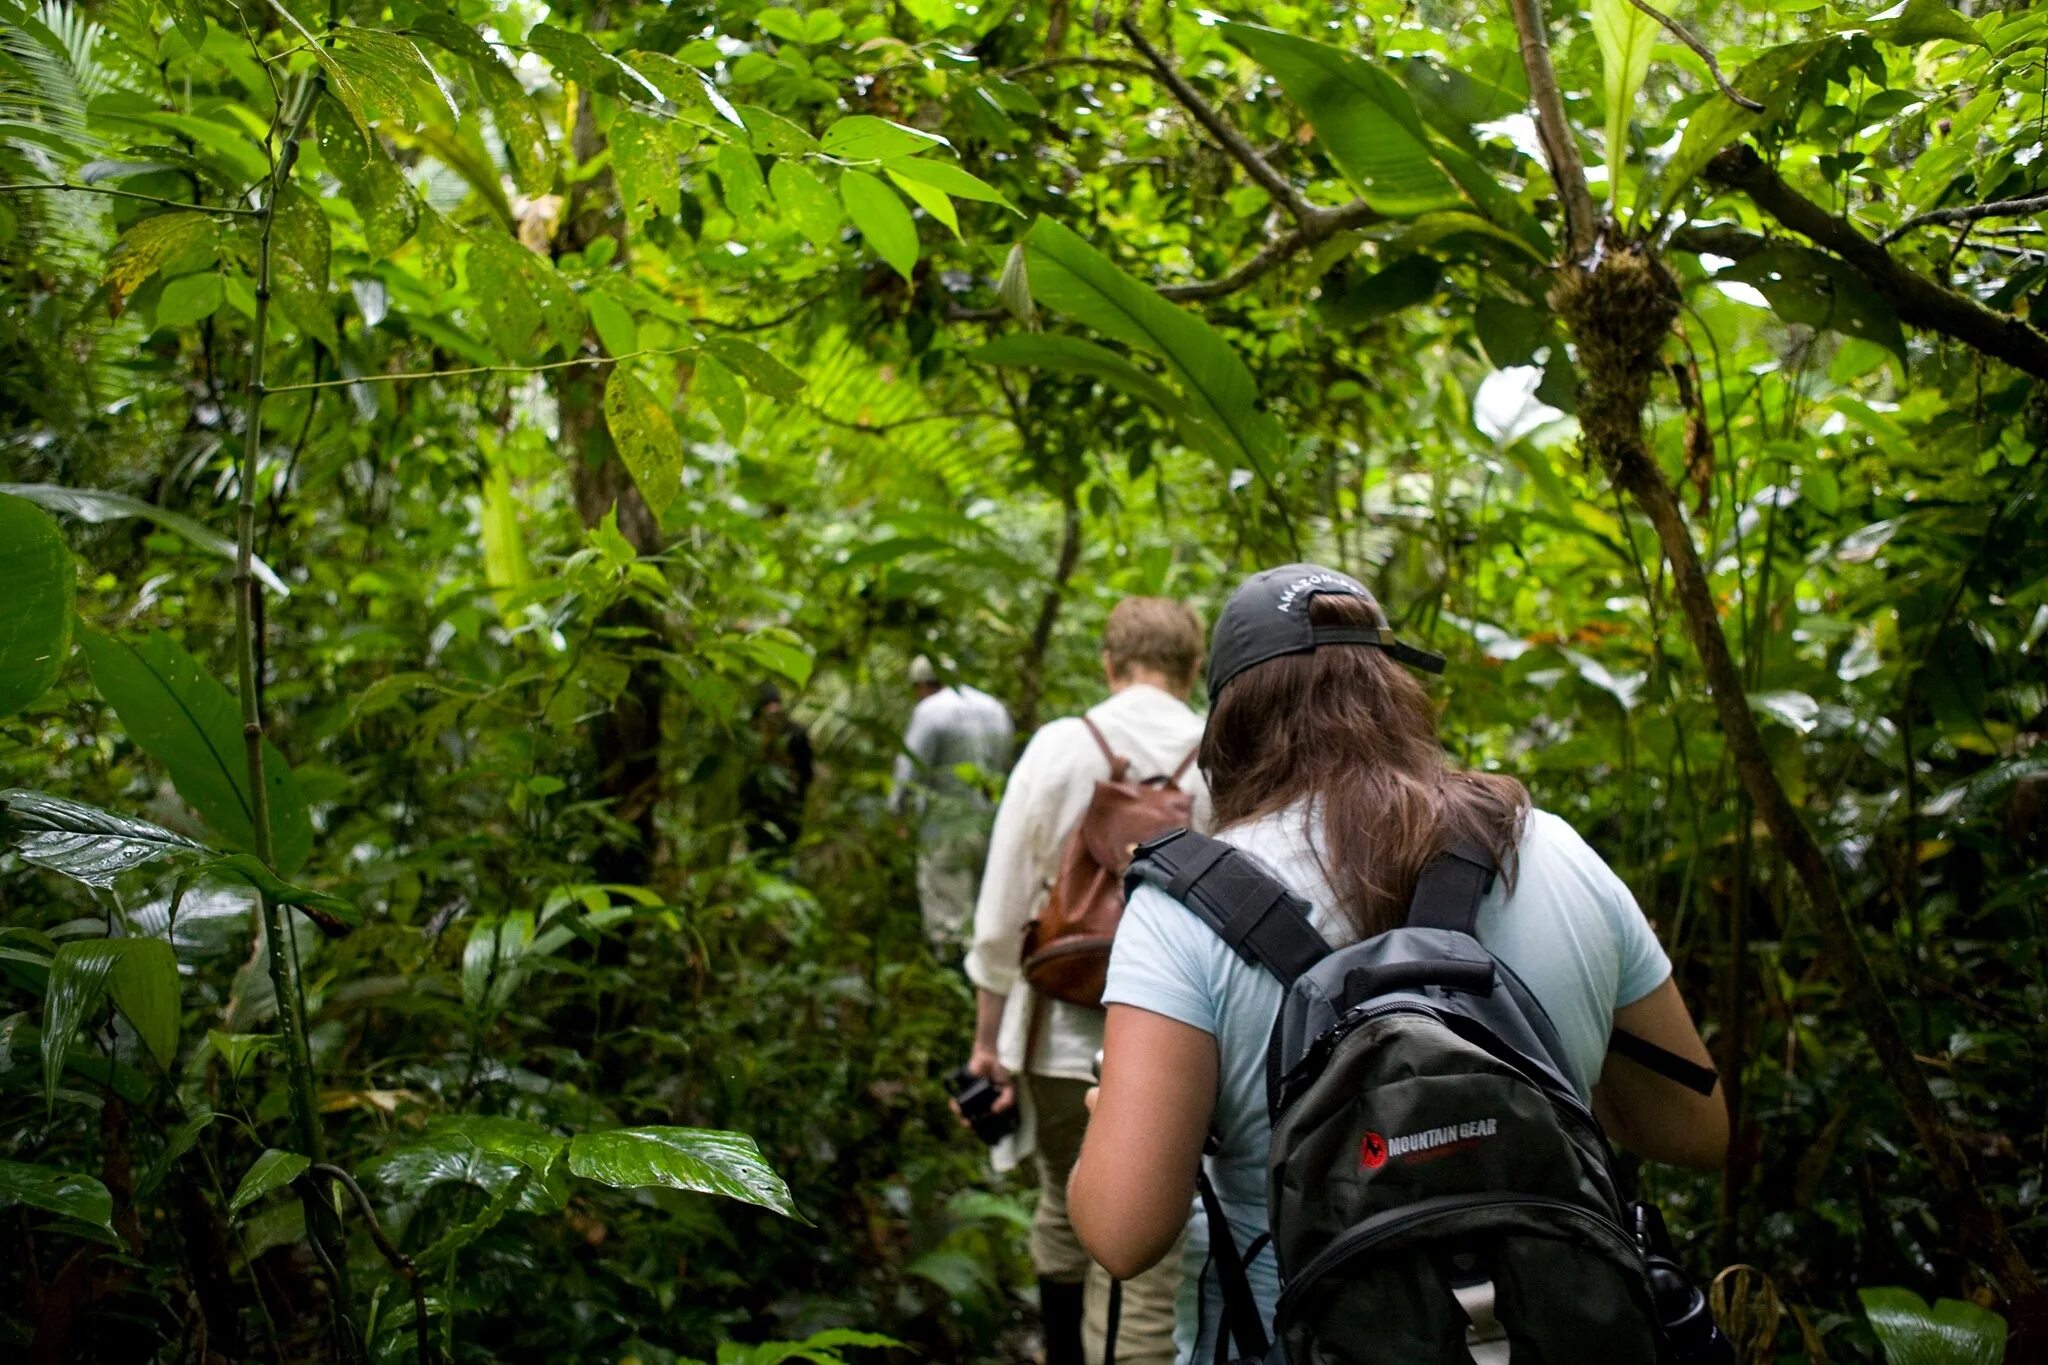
[1859,1287,2005,1365]
[410,14,554,192]
[886,168,958,237]
[526,24,662,102]
[882,156,1018,212]
[1658,42,1826,209]
[228,1149,309,1215]
[995,240,1034,324]
[317,101,420,258]
[734,105,819,157]
[0,790,206,889]
[970,334,1181,414]
[804,12,846,45]
[1721,246,1907,359]
[1319,254,1443,328]
[480,458,532,613]
[704,337,806,398]
[821,115,949,162]
[610,112,694,224]
[199,853,361,935]
[0,483,288,596]
[269,185,336,349]
[1220,24,1462,216]
[769,160,841,250]
[206,1029,279,1082]
[461,909,534,1016]
[43,937,181,1103]
[1022,218,1284,481]
[366,1115,568,1214]
[585,290,639,358]
[716,143,770,224]
[0,492,71,718]
[754,8,807,43]
[79,630,313,876]
[626,51,747,130]
[566,1126,799,1218]
[105,213,216,302]
[695,354,748,442]
[1590,0,1658,208]
[1869,0,1987,50]
[327,29,453,127]
[603,369,685,518]
[156,271,222,328]
[718,1330,903,1365]
[839,169,918,280]
[0,1159,115,1238]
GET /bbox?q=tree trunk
[554,83,666,886]
[1014,479,1083,739]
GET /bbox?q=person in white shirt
[961,598,1211,1365]
[890,656,1015,949]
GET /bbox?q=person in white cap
[889,656,1014,948]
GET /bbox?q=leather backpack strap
[1166,743,1200,787]
[1080,714,1129,779]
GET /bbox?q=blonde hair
[1102,597,1204,688]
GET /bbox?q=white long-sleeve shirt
[965,683,1211,1089]
[888,685,1014,841]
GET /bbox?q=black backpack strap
[1197,1167,1271,1363]
[1126,829,1331,988]
[1608,1027,1720,1096]
[1404,840,1497,936]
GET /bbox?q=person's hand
[1084,1085,1099,1114]
[950,1045,1016,1129]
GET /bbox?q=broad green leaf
[0,492,71,718]
[603,369,685,518]
[1859,1287,2005,1365]
[1319,255,1443,328]
[566,1126,799,1218]
[821,115,948,161]
[886,169,958,237]
[480,460,532,614]
[881,155,1018,212]
[317,101,420,258]
[694,354,748,442]
[327,29,453,127]
[1023,218,1284,480]
[105,213,216,302]
[585,289,639,358]
[718,1330,903,1365]
[755,8,806,43]
[1590,0,1658,208]
[705,337,806,398]
[79,630,313,876]
[0,483,288,595]
[525,23,661,102]
[366,1115,568,1213]
[804,12,845,44]
[840,169,918,280]
[409,13,554,192]
[156,271,222,327]
[1721,246,1907,359]
[1220,24,1462,216]
[611,112,694,223]
[0,1159,115,1238]
[461,910,534,1016]
[626,50,747,130]
[716,143,770,223]
[734,105,819,157]
[0,790,205,889]
[43,937,181,1103]
[1658,42,1825,210]
[995,240,1034,324]
[206,1029,279,1081]
[199,853,361,934]
[1869,0,1987,50]
[229,1148,309,1214]
[769,159,841,249]
[970,334,1180,415]
[466,229,577,362]
[136,1110,214,1201]
[269,185,336,349]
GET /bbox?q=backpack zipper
[1275,1191,1645,1322]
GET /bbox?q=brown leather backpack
[1020,717,1199,1007]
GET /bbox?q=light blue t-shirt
[1100,805,1672,1363]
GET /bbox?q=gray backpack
[1125,828,1721,1364]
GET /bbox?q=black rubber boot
[1040,1278,1086,1365]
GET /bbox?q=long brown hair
[1200,592,1529,940]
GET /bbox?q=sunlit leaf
[602,369,685,518]
[1859,1287,2006,1365]
[105,213,215,302]
[821,115,948,161]
[769,159,841,250]
[705,337,806,398]
[840,169,918,280]
[694,354,747,442]
[0,483,288,596]
[1589,0,1658,208]
[566,1126,799,1218]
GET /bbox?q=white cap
[908,655,938,686]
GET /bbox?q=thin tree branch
[263,345,699,394]
[1879,191,2048,245]
[1624,0,1763,112]
[309,1165,431,1365]
[1004,54,1153,80]
[1506,0,1600,260]
[686,287,832,332]
[803,405,1002,433]
[1118,14,1315,221]
[0,181,260,216]
[1156,198,1383,300]
[1704,144,2048,381]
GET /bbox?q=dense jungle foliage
[1,0,2044,1360]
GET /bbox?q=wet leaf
[566,1126,799,1218]
[0,790,205,889]
[0,1159,116,1237]
[0,492,72,718]
[42,937,181,1103]
[0,483,287,595]
[229,1148,308,1214]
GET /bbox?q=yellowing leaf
[106,214,217,302]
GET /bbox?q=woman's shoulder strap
[1125,829,1330,986]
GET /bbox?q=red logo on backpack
[1359,1131,1388,1170]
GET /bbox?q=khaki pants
[1028,1075,1181,1365]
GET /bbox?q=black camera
[948,1066,1019,1145]
[1629,1203,1735,1365]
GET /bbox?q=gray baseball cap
[1206,563,1446,698]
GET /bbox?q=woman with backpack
[1069,565,1727,1363]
